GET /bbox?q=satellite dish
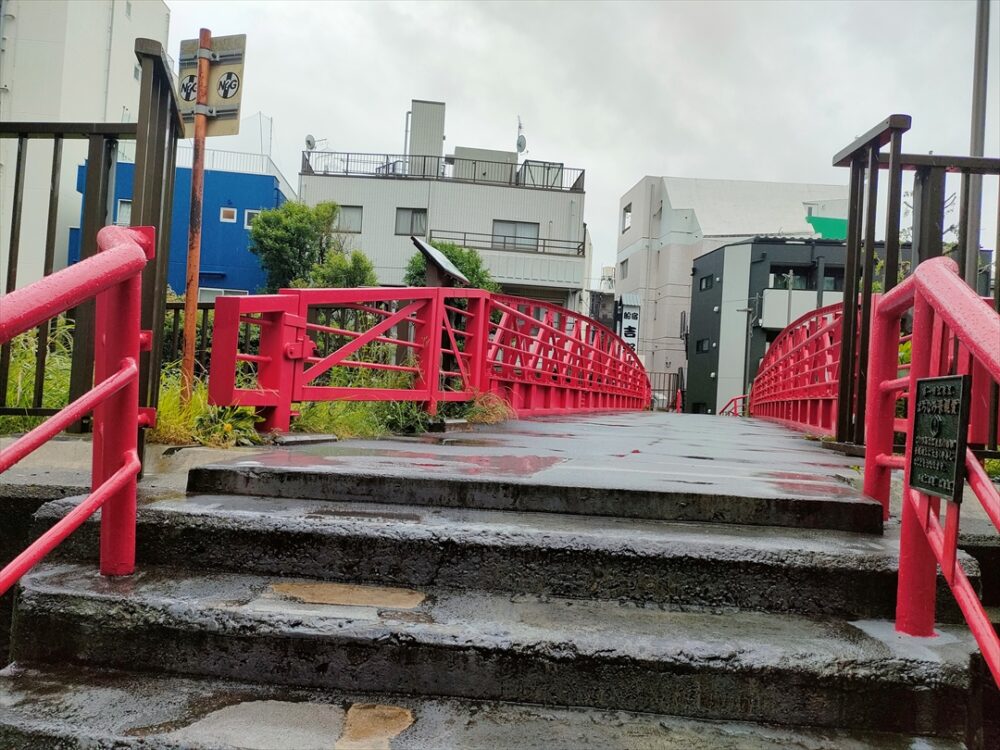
[516,134,527,154]
[305,134,316,151]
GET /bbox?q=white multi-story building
[0,0,170,289]
[299,100,592,307]
[615,176,847,374]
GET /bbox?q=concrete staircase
[0,417,994,749]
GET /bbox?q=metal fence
[208,288,650,431]
[429,229,584,257]
[0,38,181,438]
[647,371,680,410]
[863,256,1000,687]
[163,301,215,376]
[301,151,586,192]
[1,226,154,594]
[830,114,1000,447]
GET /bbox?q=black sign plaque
[909,374,971,502]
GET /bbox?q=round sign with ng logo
[180,75,197,102]
[217,72,240,99]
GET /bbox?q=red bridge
[0,108,999,748]
[207,286,650,431]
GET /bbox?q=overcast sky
[166,0,999,284]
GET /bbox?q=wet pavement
[0,664,965,749]
[189,412,884,533]
[14,561,979,736]
[210,412,867,500]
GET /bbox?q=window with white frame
[244,209,262,229]
[219,206,237,223]
[116,199,132,226]
[620,258,629,280]
[395,207,427,236]
[336,205,363,233]
[622,203,632,233]
[491,220,539,251]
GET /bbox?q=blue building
[69,148,296,298]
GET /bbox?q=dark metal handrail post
[832,114,912,445]
[133,38,183,467]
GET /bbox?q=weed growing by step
[1,321,515,445]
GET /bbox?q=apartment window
[115,199,132,226]
[699,274,713,291]
[771,266,809,290]
[622,203,632,233]
[395,207,427,236]
[822,270,845,291]
[244,209,262,229]
[620,259,629,280]
[695,338,711,353]
[491,220,539,251]
[220,207,237,223]
[336,205,363,234]
[133,64,141,81]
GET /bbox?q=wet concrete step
[0,664,967,750]
[186,459,883,534]
[12,563,981,740]
[37,494,979,620]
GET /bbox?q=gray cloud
[167,0,999,283]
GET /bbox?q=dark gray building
[685,237,849,414]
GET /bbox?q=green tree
[300,245,378,288]
[248,201,339,291]
[403,241,501,292]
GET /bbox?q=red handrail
[864,257,1000,688]
[719,394,747,417]
[209,287,651,430]
[749,301,844,434]
[0,225,154,594]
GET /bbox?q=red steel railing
[209,287,650,430]
[863,257,1000,687]
[0,226,155,594]
[719,394,748,417]
[749,301,845,434]
[747,259,1000,686]
[865,258,1000,685]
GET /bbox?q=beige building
[615,176,847,375]
[0,0,170,288]
[299,100,592,308]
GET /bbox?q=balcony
[759,288,844,330]
[301,151,585,193]
[429,229,584,257]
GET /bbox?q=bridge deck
[189,411,884,533]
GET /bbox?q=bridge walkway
[0,412,994,748]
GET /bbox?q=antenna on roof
[516,116,527,156]
[304,134,328,151]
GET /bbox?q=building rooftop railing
[120,146,298,201]
[429,229,585,257]
[301,151,585,193]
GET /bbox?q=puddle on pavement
[271,581,426,609]
[304,507,422,523]
[336,703,415,750]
